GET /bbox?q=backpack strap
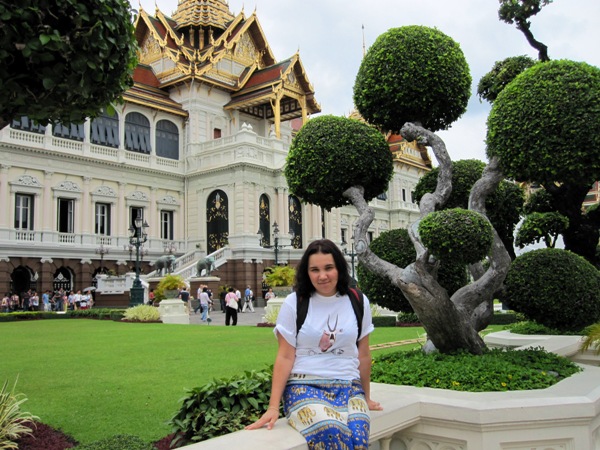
[296,295,309,335]
[296,288,365,345]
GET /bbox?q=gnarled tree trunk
[344,123,511,355]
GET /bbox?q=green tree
[414,159,524,260]
[515,212,568,249]
[477,55,537,104]
[284,115,393,211]
[0,0,137,126]
[504,248,600,331]
[498,0,552,61]
[288,26,510,355]
[486,60,600,265]
[353,25,471,133]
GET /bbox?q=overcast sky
[134,0,600,164]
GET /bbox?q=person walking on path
[236,287,243,313]
[242,285,255,312]
[224,287,238,326]
[246,238,382,448]
[199,287,211,322]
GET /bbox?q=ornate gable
[133,2,320,137]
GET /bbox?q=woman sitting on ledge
[246,239,382,449]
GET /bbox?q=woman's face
[308,252,338,297]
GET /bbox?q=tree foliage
[419,209,494,264]
[477,55,537,104]
[353,25,471,133]
[414,159,524,260]
[515,211,568,249]
[498,0,552,61]
[285,115,393,211]
[0,0,138,125]
[487,60,600,186]
[486,60,600,265]
[504,248,600,331]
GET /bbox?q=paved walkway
[189,306,267,326]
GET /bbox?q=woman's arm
[246,333,296,430]
[358,335,383,411]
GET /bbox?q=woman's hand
[367,398,383,411]
[245,408,280,430]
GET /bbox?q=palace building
[0,0,430,304]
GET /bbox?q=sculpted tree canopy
[284,115,393,211]
[287,26,510,355]
[477,55,537,104]
[0,0,137,126]
[353,25,471,133]
[487,60,600,264]
[414,159,524,260]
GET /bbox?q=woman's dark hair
[295,239,350,300]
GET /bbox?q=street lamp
[128,217,149,306]
[95,244,109,274]
[341,238,358,288]
[257,221,294,265]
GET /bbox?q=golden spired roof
[171,0,234,30]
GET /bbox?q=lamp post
[341,238,358,288]
[95,244,109,274]
[257,221,294,265]
[128,217,149,306]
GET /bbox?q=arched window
[91,111,119,148]
[206,190,229,254]
[156,120,179,160]
[125,112,151,154]
[288,195,302,248]
[11,116,46,134]
[53,122,84,141]
[258,194,271,246]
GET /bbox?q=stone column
[0,165,10,228]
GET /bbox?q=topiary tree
[0,0,137,126]
[515,212,569,249]
[486,60,600,266]
[288,25,511,355]
[414,159,524,260]
[419,209,494,264]
[503,248,600,331]
[477,55,537,104]
[284,115,393,211]
[498,0,552,62]
[353,25,471,133]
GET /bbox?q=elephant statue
[154,255,176,276]
[196,257,215,277]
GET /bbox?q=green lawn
[0,320,425,444]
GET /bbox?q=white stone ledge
[181,332,600,449]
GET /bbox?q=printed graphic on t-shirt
[318,314,344,353]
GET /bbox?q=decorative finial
[362,24,366,58]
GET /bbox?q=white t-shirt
[274,291,374,380]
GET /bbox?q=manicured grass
[0,320,426,444]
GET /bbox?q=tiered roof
[129,0,320,124]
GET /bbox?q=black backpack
[296,288,365,344]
